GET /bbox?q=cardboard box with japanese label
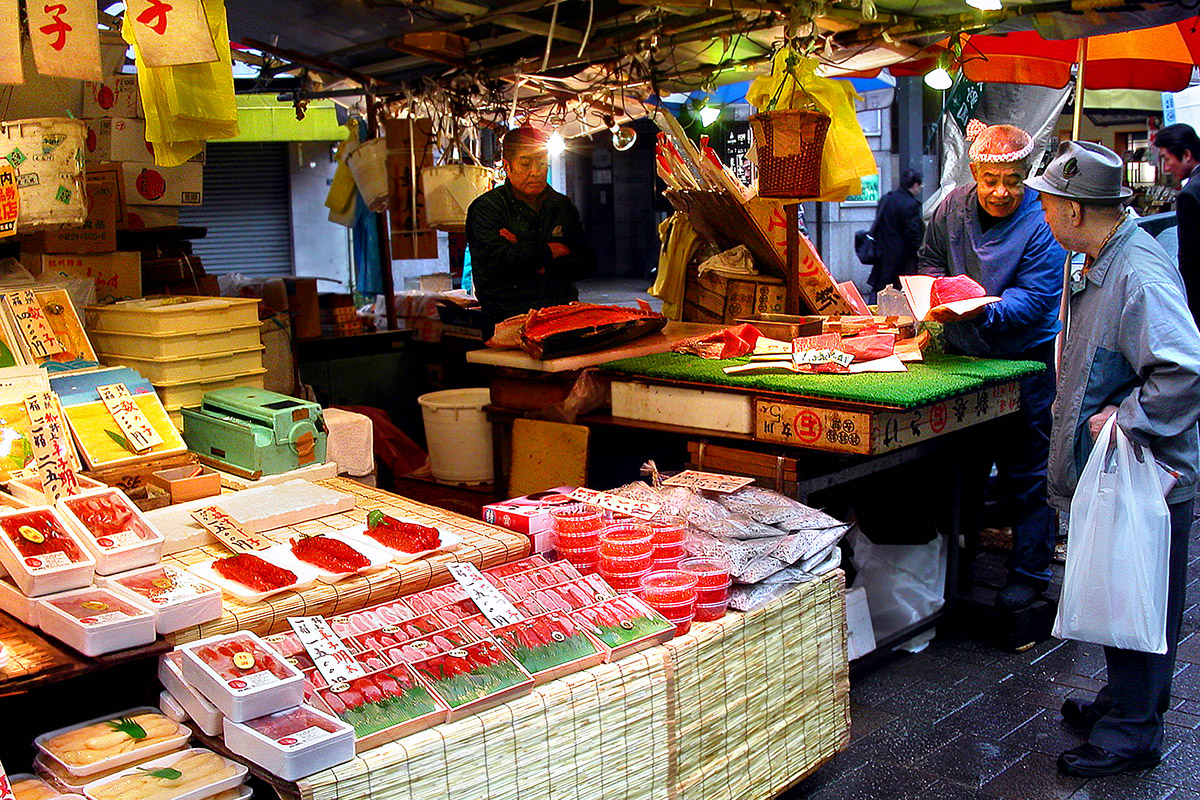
[84,117,204,165]
[18,164,121,253]
[83,76,142,119]
[20,252,141,302]
[123,162,203,206]
[125,205,180,229]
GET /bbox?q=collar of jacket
[1085,215,1137,288]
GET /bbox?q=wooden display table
[163,478,529,645]
[286,570,848,800]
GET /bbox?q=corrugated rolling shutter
[179,142,293,276]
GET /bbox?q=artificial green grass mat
[599,353,1044,409]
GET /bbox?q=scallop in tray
[282,532,392,582]
[342,510,461,563]
[187,551,318,604]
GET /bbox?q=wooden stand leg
[785,202,801,315]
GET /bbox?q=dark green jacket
[466,182,597,323]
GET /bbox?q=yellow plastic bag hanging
[747,51,877,202]
[325,120,360,227]
[122,0,238,167]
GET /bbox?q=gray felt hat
[1024,140,1133,204]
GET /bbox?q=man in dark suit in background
[1153,123,1200,325]
[866,168,924,299]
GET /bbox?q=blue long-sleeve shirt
[917,184,1066,357]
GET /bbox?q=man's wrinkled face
[971,162,1026,219]
[504,148,549,197]
[1037,192,1074,248]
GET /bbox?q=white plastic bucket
[418,388,493,484]
[345,137,390,211]
[0,117,87,231]
[421,164,493,231]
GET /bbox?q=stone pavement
[782,519,1200,800]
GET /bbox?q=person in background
[1027,140,1200,778]
[917,122,1066,613]
[867,168,924,298]
[1153,123,1200,325]
[466,127,597,328]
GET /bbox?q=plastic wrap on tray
[410,640,533,714]
[499,561,581,594]
[404,583,469,615]
[36,708,191,777]
[11,773,62,800]
[326,600,414,639]
[379,626,477,665]
[318,665,445,738]
[482,555,550,579]
[716,485,849,530]
[492,612,603,681]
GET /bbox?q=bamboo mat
[296,570,849,800]
[163,478,530,645]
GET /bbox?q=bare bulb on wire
[612,126,637,151]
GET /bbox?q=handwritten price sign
[191,506,272,553]
[24,391,79,503]
[97,384,163,454]
[447,562,524,627]
[7,291,64,360]
[661,470,755,493]
[287,615,366,686]
[567,488,662,521]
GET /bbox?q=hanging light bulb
[613,126,637,151]
[924,52,954,90]
[547,131,566,156]
[965,0,1002,9]
[699,104,721,127]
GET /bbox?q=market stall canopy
[221,0,1198,127]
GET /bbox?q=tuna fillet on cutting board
[520,301,668,359]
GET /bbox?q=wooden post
[785,202,801,315]
[366,93,398,331]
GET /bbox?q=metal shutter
[178,142,293,276]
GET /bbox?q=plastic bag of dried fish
[728,548,843,611]
[717,486,846,531]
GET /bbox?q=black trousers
[1086,498,1194,757]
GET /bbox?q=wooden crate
[683,268,786,324]
[686,440,798,495]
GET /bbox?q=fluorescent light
[966,0,1002,9]
[547,132,566,156]
[699,105,721,127]
[924,67,953,91]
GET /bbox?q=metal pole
[1057,38,1088,369]
[367,94,399,331]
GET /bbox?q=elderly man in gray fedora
[1026,141,1200,777]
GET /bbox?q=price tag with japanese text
[191,506,272,553]
[126,0,219,67]
[0,758,16,800]
[24,391,79,504]
[0,165,17,238]
[97,384,163,453]
[6,291,63,360]
[567,488,662,521]
[287,615,365,686]
[447,562,524,627]
[661,470,755,493]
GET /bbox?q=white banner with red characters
[27,0,102,82]
[0,0,22,84]
[126,0,218,67]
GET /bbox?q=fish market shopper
[466,127,597,327]
[1026,141,1200,778]
[917,122,1066,612]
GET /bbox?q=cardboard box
[83,118,204,165]
[125,205,180,229]
[21,251,142,302]
[19,165,121,253]
[284,277,320,339]
[685,270,786,324]
[122,162,203,206]
[83,76,142,118]
[386,118,439,260]
[482,486,577,554]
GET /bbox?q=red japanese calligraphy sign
[0,0,22,85]
[5,291,64,360]
[28,0,102,81]
[191,506,273,553]
[126,0,218,67]
[97,384,164,454]
[0,166,17,238]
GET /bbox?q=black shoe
[1061,698,1102,730]
[996,581,1040,611]
[1057,743,1161,777]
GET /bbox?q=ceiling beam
[242,36,379,88]
[489,14,584,44]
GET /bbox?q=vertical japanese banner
[0,0,22,84]
[0,166,17,238]
[125,0,218,67]
[28,0,102,81]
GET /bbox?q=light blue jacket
[1049,217,1200,510]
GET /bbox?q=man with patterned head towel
[466,126,597,328]
[1026,140,1200,778]
[917,121,1066,613]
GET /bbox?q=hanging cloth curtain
[121,0,238,167]
[650,212,703,320]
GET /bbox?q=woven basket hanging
[750,51,831,200]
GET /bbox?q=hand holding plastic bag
[1053,414,1170,654]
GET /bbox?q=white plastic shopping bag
[1053,414,1170,654]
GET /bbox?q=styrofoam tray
[57,488,165,575]
[282,530,394,583]
[80,747,247,800]
[222,705,355,781]
[187,551,319,604]
[157,650,223,736]
[178,631,305,722]
[6,475,105,506]
[341,523,462,564]
[0,506,96,597]
[0,575,41,626]
[37,586,157,657]
[97,563,222,634]
[35,706,191,778]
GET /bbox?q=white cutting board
[151,479,357,554]
[466,321,719,372]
